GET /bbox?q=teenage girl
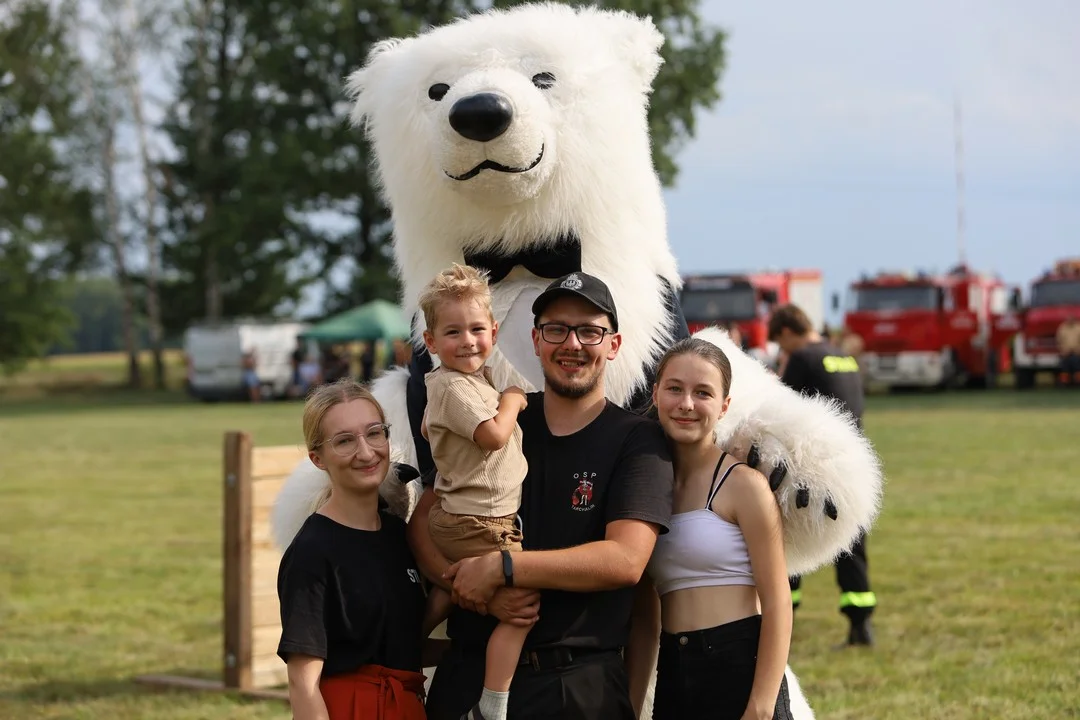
[629,338,795,719]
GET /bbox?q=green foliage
[54,276,131,354]
[0,0,98,373]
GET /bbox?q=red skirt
[320,664,428,720]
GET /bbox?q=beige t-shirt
[425,366,528,517]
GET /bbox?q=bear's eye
[428,83,450,101]
[531,72,555,89]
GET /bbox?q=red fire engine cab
[841,265,1015,389]
[680,269,824,363]
[1011,258,1080,389]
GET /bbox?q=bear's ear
[598,10,665,93]
[344,38,406,129]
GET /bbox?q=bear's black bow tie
[463,234,581,283]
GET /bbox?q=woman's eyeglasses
[316,424,391,457]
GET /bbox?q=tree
[159,0,725,327]
[0,0,98,374]
[157,0,329,333]
[80,0,178,387]
[55,275,127,354]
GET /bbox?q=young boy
[418,263,530,720]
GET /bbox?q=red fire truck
[680,269,824,362]
[1010,258,1080,388]
[841,264,1015,390]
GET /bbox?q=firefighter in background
[768,304,877,646]
[1056,313,1080,387]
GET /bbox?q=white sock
[478,688,509,720]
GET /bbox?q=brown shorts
[429,503,523,562]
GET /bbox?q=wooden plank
[252,476,288,510]
[251,504,276,543]
[250,665,289,693]
[252,546,281,583]
[252,561,280,598]
[223,431,253,691]
[252,520,278,548]
[252,649,286,675]
[240,685,290,702]
[252,446,307,480]
[133,673,288,703]
[134,674,226,692]
[252,590,281,628]
[253,624,284,659]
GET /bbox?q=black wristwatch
[500,549,514,587]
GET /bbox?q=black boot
[846,617,874,647]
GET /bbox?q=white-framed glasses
[315,424,391,457]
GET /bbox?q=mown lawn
[1,389,1077,719]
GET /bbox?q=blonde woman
[276,378,447,720]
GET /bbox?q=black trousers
[653,615,793,720]
[1061,352,1080,384]
[790,531,875,623]
[424,644,634,720]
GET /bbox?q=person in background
[298,353,323,395]
[361,341,377,383]
[726,322,747,352]
[242,351,261,403]
[767,304,877,647]
[1055,314,1080,387]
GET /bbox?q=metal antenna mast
[954,94,966,266]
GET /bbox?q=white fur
[694,326,885,577]
[343,2,682,410]
[271,5,882,717]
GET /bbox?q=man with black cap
[409,271,675,720]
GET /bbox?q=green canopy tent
[299,300,412,343]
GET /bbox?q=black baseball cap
[531,272,619,331]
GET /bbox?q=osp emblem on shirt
[571,472,596,512]
[407,569,422,584]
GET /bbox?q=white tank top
[647,453,755,596]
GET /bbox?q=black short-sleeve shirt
[781,341,865,429]
[276,510,427,676]
[430,392,674,652]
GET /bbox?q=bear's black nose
[449,93,513,142]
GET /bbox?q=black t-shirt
[781,341,865,429]
[429,392,674,652]
[276,510,427,676]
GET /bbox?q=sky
[93,0,1079,323]
[665,0,1079,324]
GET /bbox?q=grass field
[2,375,1078,718]
[0,351,189,400]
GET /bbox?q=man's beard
[544,367,601,399]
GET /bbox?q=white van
[183,319,311,401]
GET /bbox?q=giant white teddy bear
[272,3,884,718]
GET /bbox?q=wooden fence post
[223,431,253,691]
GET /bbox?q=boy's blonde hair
[301,378,388,510]
[417,263,494,332]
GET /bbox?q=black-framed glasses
[316,424,391,457]
[537,323,612,346]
